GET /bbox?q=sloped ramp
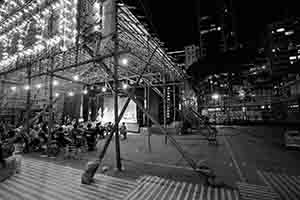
[0,158,137,200]
[124,175,240,200]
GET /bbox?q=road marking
[222,135,246,182]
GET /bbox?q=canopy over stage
[0,0,184,125]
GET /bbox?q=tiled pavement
[257,170,300,200]
[125,175,239,200]
[1,158,300,200]
[0,158,240,200]
[0,158,137,200]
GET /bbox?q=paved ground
[2,126,300,199]
[0,158,239,200]
[23,126,300,185]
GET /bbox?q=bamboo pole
[163,70,167,144]
[173,85,176,122]
[26,64,31,136]
[112,0,122,171]
[81,39,160,184]
[48,58,54,138]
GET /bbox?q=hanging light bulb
[10,86,17,91]
[73,75,79,81]
[101,86,107,92]
[24,85,30,90]
[35,83,42,89]
[120,57,128,66]
[52,80,59,86]
[122,83,129,90]
[68,91,74,96]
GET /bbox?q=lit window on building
[285,30,294,36]
[276,28,285,32]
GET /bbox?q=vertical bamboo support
[173,85,176,122]
[112,0,122,171]
[163,70,167,144]
[26,65,31,136]
[147,86,150,126]
[48,58,54,137]
[143,86,147,125]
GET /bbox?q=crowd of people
[0,120,128,161]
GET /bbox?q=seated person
[84,124,96,151]
[106,122,113,135]
[95,122,105,139]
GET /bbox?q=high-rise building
[197,0,238,59]
[266,18,300,79]
[184,45,200,69]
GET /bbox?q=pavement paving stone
[0,158,137,200]
[0,158,241,200]
[257,170,300,200]
[237,182,280,200]
[125,175,240,200]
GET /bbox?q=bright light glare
[53,80,59,86]
[68,92,74,96]
[276,28,285,32]
[55,93,60,97]
[83,89,88,94]
[24,85,30,90]
[120,58,128,66]
[10,86,17,91]
[212,93,220,100]
[122,83,129,90]
[73,75,79,81]
[35,84,42,89]
[102,87,107,92]
[285,30,294,35]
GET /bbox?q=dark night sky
[131,0,300,50]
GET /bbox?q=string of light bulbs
[8,79,129,97]
[0,0,77,69]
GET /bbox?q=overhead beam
[0,79,25,85]
[28,50,129,79]
[52,73,90,86]
[0,47,78,77]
